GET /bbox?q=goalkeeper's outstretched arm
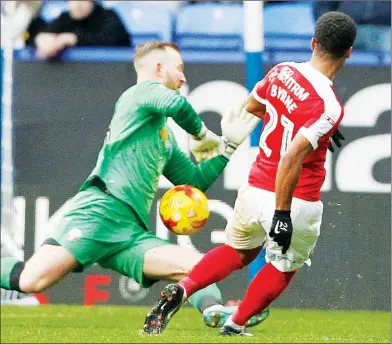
[151,86,222,156]
[152,87,204,137]
[162,143,228,192]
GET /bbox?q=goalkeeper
[1,41,266,328]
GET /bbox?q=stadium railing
[14,47,390,67]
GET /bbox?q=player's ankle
[179,277,198,298]
[1,258,25,292]
[225,316,245,330]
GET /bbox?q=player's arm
[275,135,313,210]
[270,107,342,254]
[163,143,228,192]
[189,100,261,162]
[164,100,261,188]
[152,86,221,158]
[328,129,345,152]
[245,93,266,120]
[268,133,313,254]
[153,86,207,138]
[245,64,281,121]
[200,72,269,161]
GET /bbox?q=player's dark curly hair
[315,12,357,59]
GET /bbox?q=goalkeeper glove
[190,122,221,163]
[220,101,260,159]
[269,210,293,255]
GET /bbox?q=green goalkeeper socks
[188,283,222,313]
[1,257,24,291]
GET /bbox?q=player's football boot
[246,307,269,327]
[142,283,185,335]
[219,324,253,337]
[202,303,269,328]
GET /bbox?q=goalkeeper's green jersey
[80,80,228,230]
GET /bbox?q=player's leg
[1,187,128,294]
[99,233,223,327]
[144,243,269,329]
[177,184,266,297]
[143,244,223,312]
[1,192,85,292]
[1,244,78,293]
[223,194,323,335]
[144,244,223,309]
[143,243,268,332]
[98,222,264,334]
[143,184,267,334]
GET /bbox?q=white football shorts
[225,184,323,272]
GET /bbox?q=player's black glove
[269,210,293,255]
[328,129,345,153]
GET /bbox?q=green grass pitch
[1,305,390,343]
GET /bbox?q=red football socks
[231,263,296,326]
[179,245,244,297]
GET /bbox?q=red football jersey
[248,62,344,201]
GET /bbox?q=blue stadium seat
[349,51,384,65]
[103,1,174,44]
[264,2,315,51]
[40,1,68,22]
[176,4,244,51]
[382,52,391,66]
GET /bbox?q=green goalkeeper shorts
[43,186,171,288]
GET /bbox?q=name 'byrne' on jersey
[269,66,310,114]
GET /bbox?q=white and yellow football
[159,185,210,235]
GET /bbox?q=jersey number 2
[259,102,294,157]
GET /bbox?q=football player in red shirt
[143,11,357,336]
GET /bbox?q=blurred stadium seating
[32,0,390,64]
[264,2,314,50]
[175,3,243,51]
[103,1,174,44]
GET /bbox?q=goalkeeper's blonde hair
[133,41,180,70]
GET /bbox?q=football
[159,185,210,235]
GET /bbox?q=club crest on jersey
[277,66,294,83]
[67,228,82,241]
[160,127,172,154]
[160,127,168,141]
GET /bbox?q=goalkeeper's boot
[142,283,185,335]
[219,324,253,337]
[203,300,269,328]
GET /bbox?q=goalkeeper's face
[160,48,187,91]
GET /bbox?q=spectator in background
[263,1,290,4]
[25,11,46,46]
[35,0,131,59]
[312,1,391,52]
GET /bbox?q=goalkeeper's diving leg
[1,244,79,293]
